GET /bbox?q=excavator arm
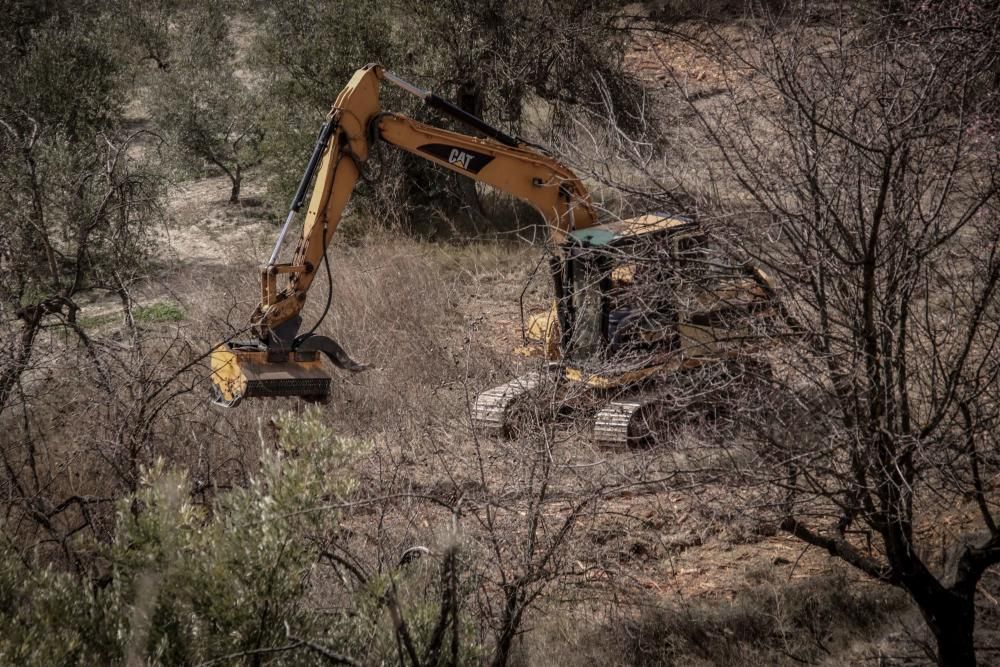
[210,63,595,407]
[373,113,594,241]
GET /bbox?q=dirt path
[159,173,275,266]
[77,173,276,326]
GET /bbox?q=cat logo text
[448,149,475,170]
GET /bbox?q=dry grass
[582,568,911,667]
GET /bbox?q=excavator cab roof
[566,214,696,249]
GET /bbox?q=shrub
[598,571,910,666]
[0,409,440,665]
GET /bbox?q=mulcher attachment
[210,343,330,407]
[209,335,366,408]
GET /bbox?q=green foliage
[250,0,398,215]
[79,302,185,331]
[149,4,263,202]
[0,127,159,308]
[399,0,647,226]
[251,0,396,110]
[0,2,160,318]
[0,545,120,665]
[405,0,644,135]
[0,409,355,664]
[249,0,647,231]
[134,301,184,323]
[113,0,184,73]
[0,409,482,665]
[124,410,370,663]
[77,311,119,330]
[0,2,125,138]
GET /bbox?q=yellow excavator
[210,63,776,444]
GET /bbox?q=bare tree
[0,114,191,563]
[466,422,599,667]
[0,121,158,414]
[635,4,1000,664]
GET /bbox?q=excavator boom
[210,64,596,406]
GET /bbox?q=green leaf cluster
[0,410,372,665]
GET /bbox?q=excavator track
[593,397,665,448]
[472,372,547,437]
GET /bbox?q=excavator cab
[553,214,701,370]
[473,212,776,443]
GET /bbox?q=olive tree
[150,4,264,204]
[0,0,157,420]
[0,2,124,141]
[400,0,648,222]
[249,0,398,215]
[0,0,173,567]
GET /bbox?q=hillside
[2,3,998,666]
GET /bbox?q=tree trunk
[491,586,522,667]
[229,164,241,203]
[1,320,38,415]
[457,80,485,215]
[918,589,976,667]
